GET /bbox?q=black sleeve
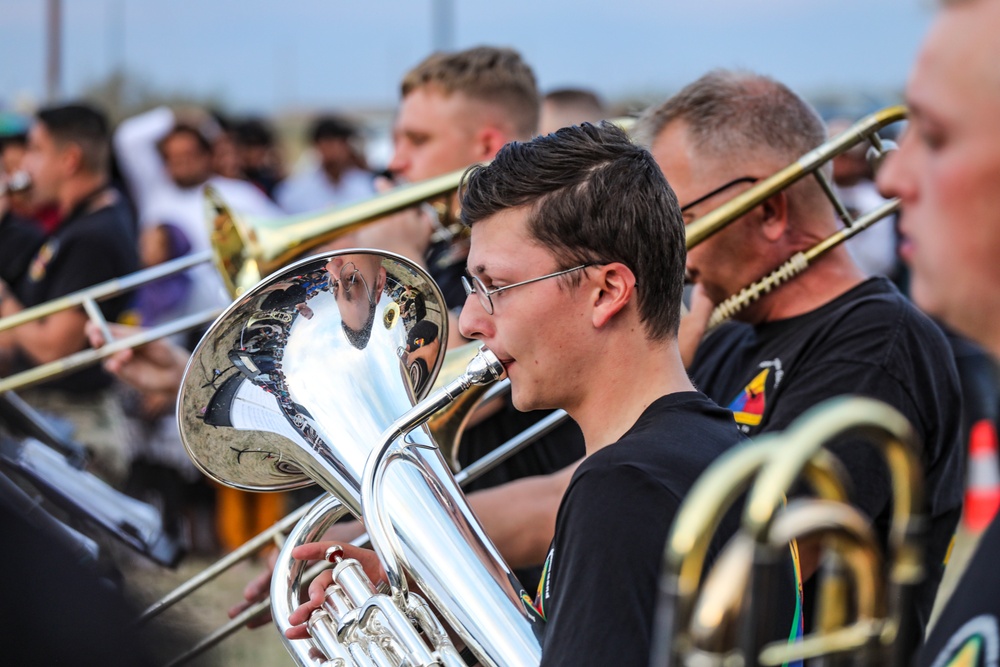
[540,465,679,667]
[0,214,45,284]
[917,515,1000,667]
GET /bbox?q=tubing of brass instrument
[742,397,925,667]
[363,346,506,603]
[683,105,906,249]
[0,307,223,394]
[205,166,468,296]
[0,250,222,394]
[707,197,901,329]
[158,407,568,667]
[756,500,884,667]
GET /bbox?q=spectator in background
[1,130,44,284]
[275,115,375,214]
[114,106,283,315]
[539,87,607,135]
[232,117,284,199]
[0,103,138,487]
[828,116,903,281]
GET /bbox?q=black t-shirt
[0,212,45,284]
[11,188,138,392]
[535,392,786,667]
[917,516,1000,667]
[689,277,964,635]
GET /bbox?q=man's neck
[569,337,694,457]
[323,163,345,185]
[746,247,866,324]
[57,173,107,218]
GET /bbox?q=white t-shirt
[275,164,375,215]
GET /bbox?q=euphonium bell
[178,250,543,667]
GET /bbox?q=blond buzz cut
[401,46,540,140]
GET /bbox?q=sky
[0,0,934,117]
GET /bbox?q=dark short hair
[401,46,540,140]
[460,121,685,340]
[310,116,358,143]
[36,103,110,175]
[232,118,275,148]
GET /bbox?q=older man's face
[878,0,1000,349]
[650,121,771,316]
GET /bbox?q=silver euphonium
[178,250,544,667]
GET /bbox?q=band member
[636,69,963,635]
[286,121,795,665]
[0,103,138,486]
[876,0,1000,663]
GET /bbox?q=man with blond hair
[878,0,1000,662]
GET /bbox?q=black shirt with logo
[689,276,964,636]
[11,188,138,393]
[535,392,787,666]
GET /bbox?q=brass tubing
[684,105,906,249]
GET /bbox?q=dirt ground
[128,554,296,667]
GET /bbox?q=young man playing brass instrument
[285,122,796,665]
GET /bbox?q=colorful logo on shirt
[926,614,999,667]
[534,547,555,620]
[28,239,59,283]
[727,368,769,426]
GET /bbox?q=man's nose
[458,294,492,341]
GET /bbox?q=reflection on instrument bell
[179,249,449,494]
[180,249,543,666]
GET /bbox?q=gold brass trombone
[684,105,905,250]
[652,396,926,667]
[0,167,468,394]
[690,105,907,327]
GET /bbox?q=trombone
[0,166,469,394]
[689,105,907,327]
[651,397,926,667]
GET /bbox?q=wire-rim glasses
[461,264,594,315]
[680,176,759,213]
[339,262,375,307]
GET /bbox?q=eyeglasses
[339,262,374,306]
[461,264,594,315]
[680,176,758,213]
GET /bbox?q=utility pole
[431,0,454,52]
[46,0,62,101]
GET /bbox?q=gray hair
[634,69,826,166]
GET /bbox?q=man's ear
[475,126,508,161]
[60,142,84,176]
[592,263,637,329]
[758,191,789,242]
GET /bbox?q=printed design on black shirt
[534,546,555,620]
[28,238,59,283]
[928,614,999,667]
[725,358,783,432]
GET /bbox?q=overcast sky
[0,0,933,116]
